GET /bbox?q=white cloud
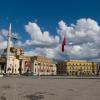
[1,18,100,62]
[25,22,59,47]
[0,41,7,49]
[24,18,100,62]
[57,18,100,61]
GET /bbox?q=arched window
[35,68,36,72]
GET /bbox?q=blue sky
[0,0,100,38]
[0,0,100,61]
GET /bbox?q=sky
[0,0,100,62]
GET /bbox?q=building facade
[0,47,57,75]
[18,55,31,74]
[97,63,100,75]
[0,56,20,74]
[31,56,56,75]
[0,47,24,74]
[6,56,19,74]
[57,60,98,76]
[0,57,6,73]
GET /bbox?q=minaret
[6,24,11,73]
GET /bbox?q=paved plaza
[0,76,100,100]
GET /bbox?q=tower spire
[9,23,11,35]
[6,23,12,73]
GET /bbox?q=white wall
[6,56,20,74]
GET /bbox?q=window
[43,64,45,66]
[72,67,74,70]
[35,68,36,72]
[52,70,54,72]
[50,65,53,67]
[7,68,11,71]
[35,63,37,66]
[38,63,41,66]
[47,70,49,72]
[87,67,88,70]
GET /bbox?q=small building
[6,56,19,74]
[0,56,20,74]
[0,47,24,74]
[57,60,98,76]
[18,55,31,74]
[31,56,56,75]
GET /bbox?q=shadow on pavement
[25,93,44,100]
[0,96,6,100]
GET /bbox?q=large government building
[0,47,57,75]
[57,60,99,76]
[0,47,100,76]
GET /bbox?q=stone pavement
[0,76,100,100]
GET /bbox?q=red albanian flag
[61,36,67,52]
